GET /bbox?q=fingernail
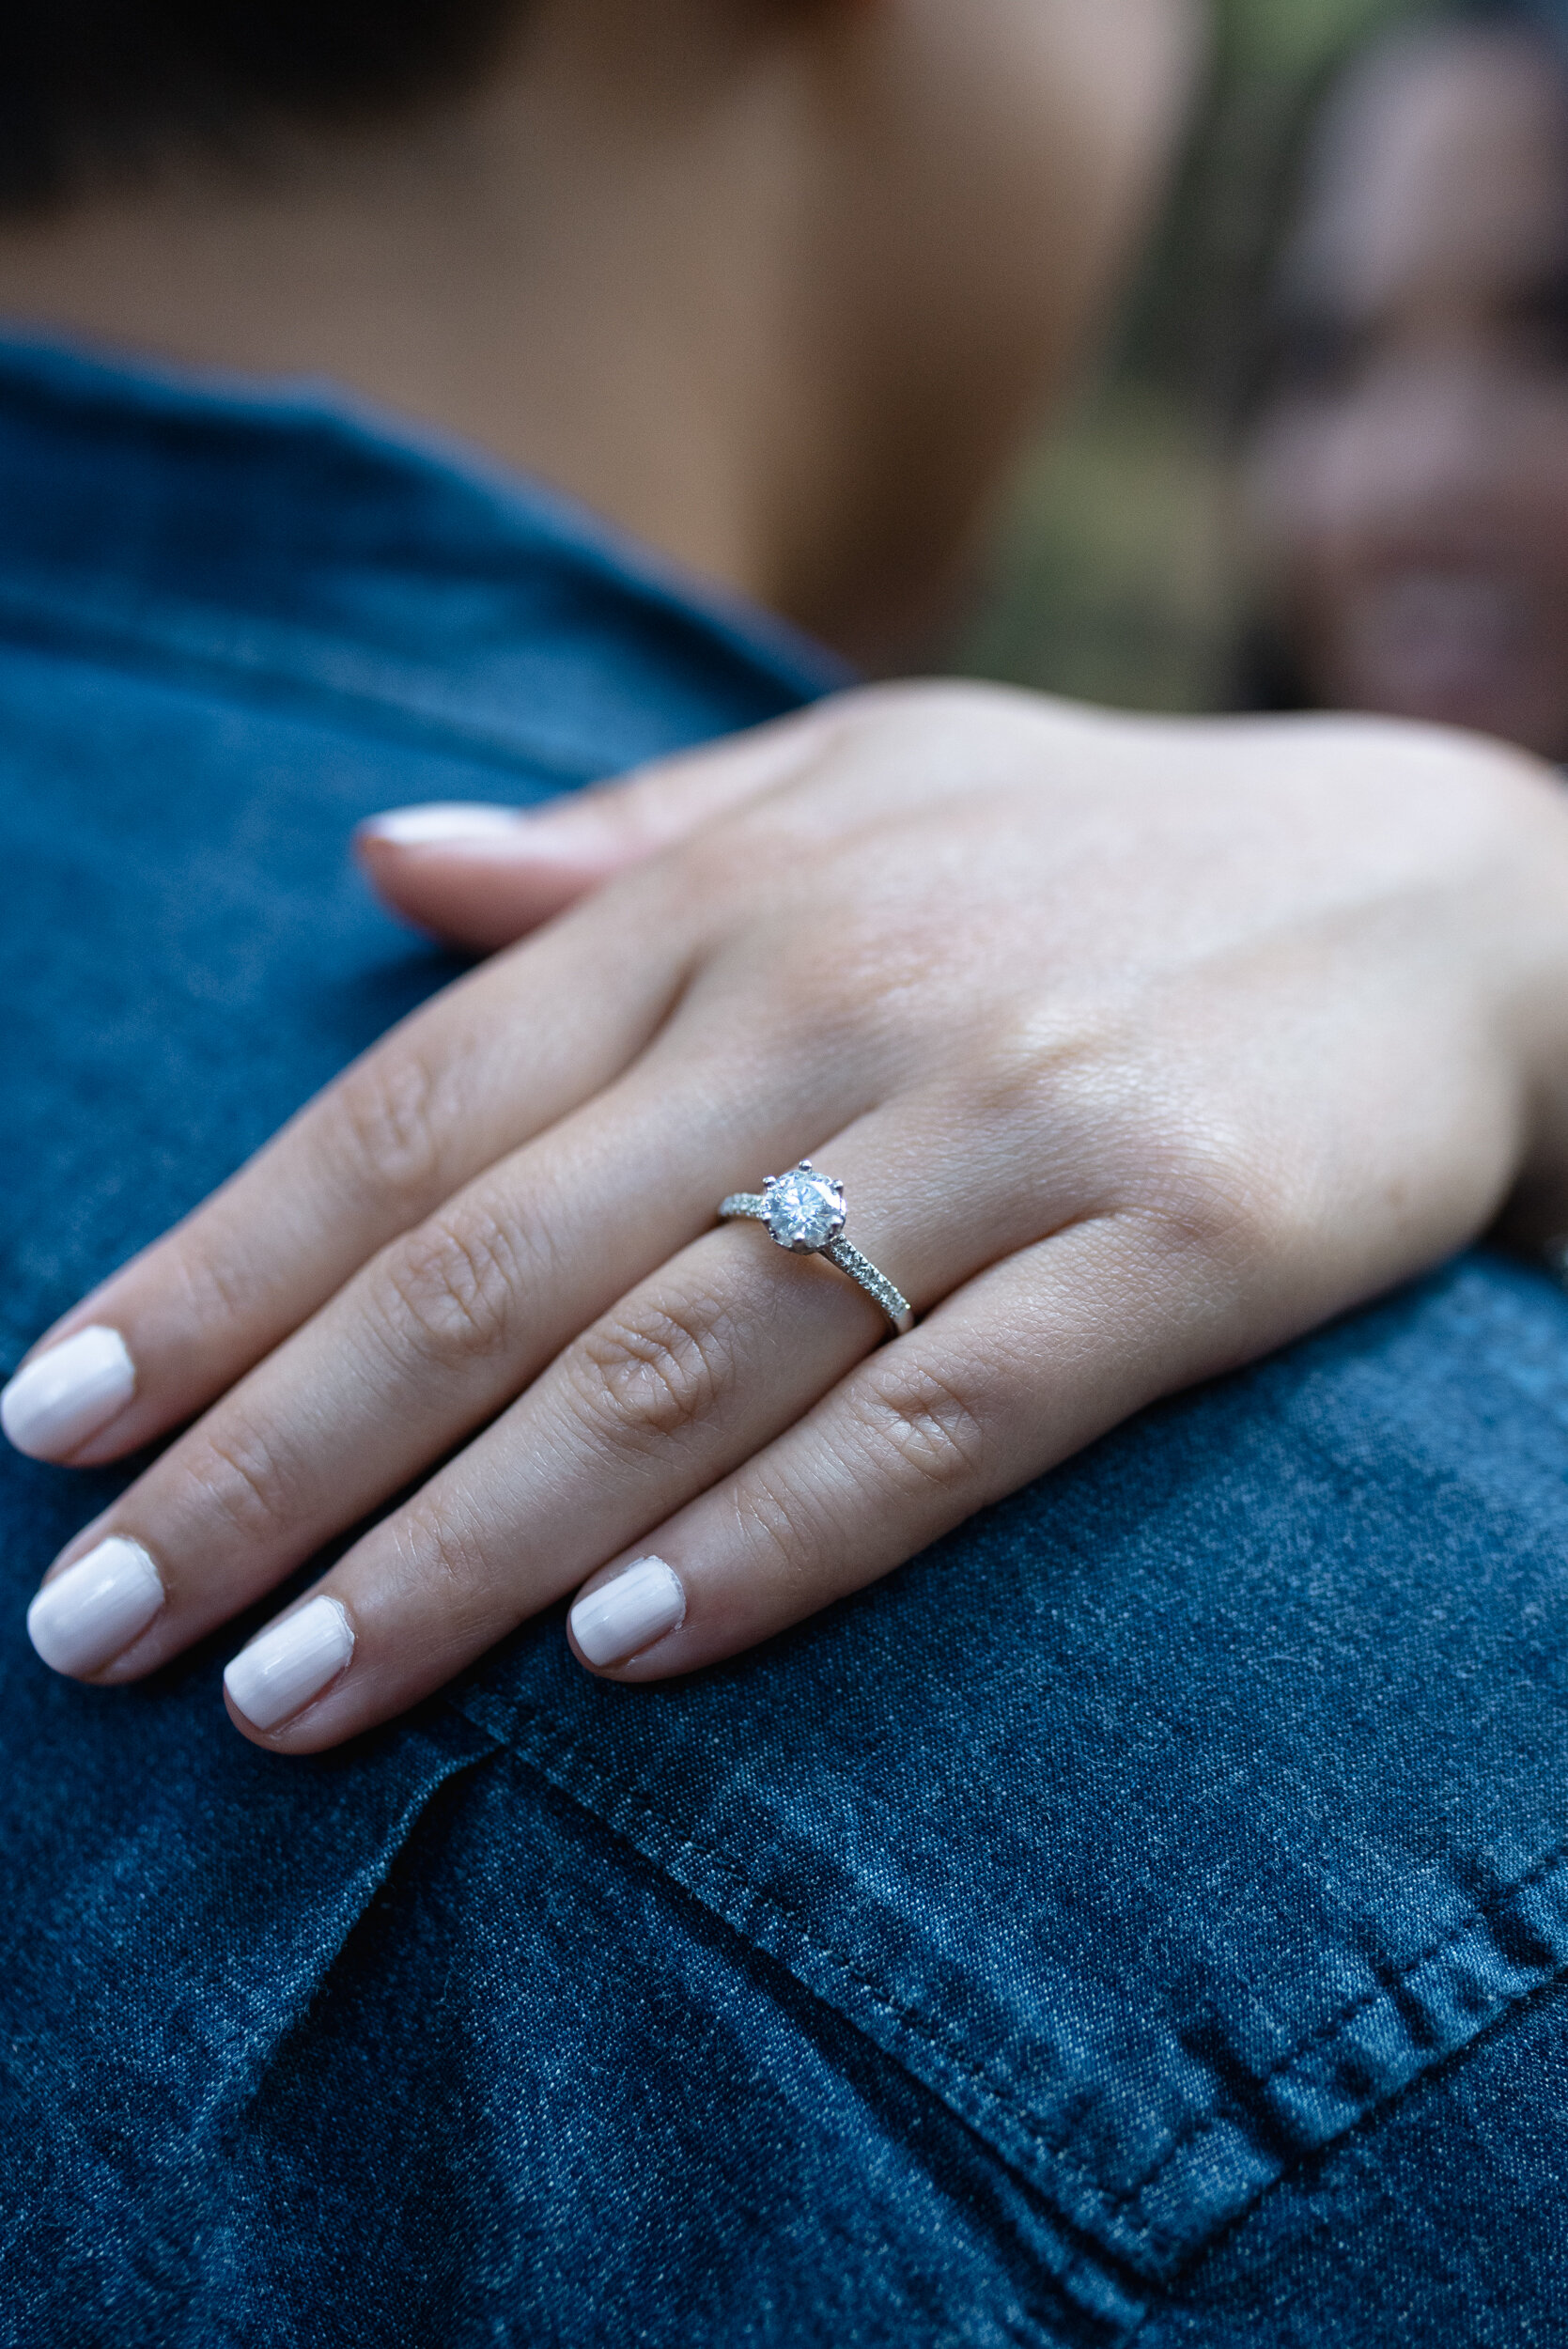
[27,1536,164,1675]
[1,1326,135,1458]
[359,803,530,848]
[569,1556,686,1669]
[224,1595,355,1732]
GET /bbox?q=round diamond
[763,1165,846,1252]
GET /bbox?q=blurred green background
[955,0,1421,711]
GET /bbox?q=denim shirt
[2,337,1567,2349]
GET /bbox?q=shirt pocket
[0,1639,496,2323]
[458,1256,1568,2329]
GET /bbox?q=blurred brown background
[956,0,1419,710]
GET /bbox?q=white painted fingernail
[570,1556,686,1669]
[27,1536,164,1675]
[224,1595,355,1732]
[360,802,530,848]
[2,1326,135,1458]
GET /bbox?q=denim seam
[1118,1967,1568,2349]
[484,1713,1155,2335]
[486,1708,1131,2212]
[473,1693,1568,2268]
[478,1704,1197,2263]
[1101,1827,1568,2223]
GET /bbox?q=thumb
[354,705,833,952]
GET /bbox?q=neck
[0,8,928,665]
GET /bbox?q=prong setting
[717,1164,913,1334]
[759,1162,847,1252]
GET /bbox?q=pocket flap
[459,1257,1568,2308]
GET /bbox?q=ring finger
[25,1038,838,1680]
[211,1101,1065,1748]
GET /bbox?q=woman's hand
[9,684,1568,1752]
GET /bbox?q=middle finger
[28,1042,850,1680]
[226,1094,1064,1747]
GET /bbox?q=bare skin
[11,0,1568,1750]
[16,685,1568,1744]
[0,0,1193,671]
[1247,25,1568,757]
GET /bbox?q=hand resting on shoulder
[10,683,1568,1750]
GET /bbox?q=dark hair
[0,1,526,209]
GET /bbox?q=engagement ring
[718,1161,915,1336]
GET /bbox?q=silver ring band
[718,1160,915,1337]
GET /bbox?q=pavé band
[718,1161,916,1337]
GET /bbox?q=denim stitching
[510,1722,1157,2323]
[502,1711,1109,2179]
[1101,1824,1568,2221]
[491,1699,1568,2255]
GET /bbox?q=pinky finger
[566,1208,1243,1680]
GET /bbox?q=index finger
[1,883,691,1466]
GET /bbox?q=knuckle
[1132,1121,1301,1283]
[849,1355,990,1499]
[396,1501,503,1629]
[779,931,880,1032]
[960,1005,1133,1130]
[733,1465,823,1591]
[170,1231,270,1333]
[376,1212,524,1369]
[325,1050,448,1221]
[671,821,766,907]
[974,1022,1296,1269]
[712,918,908,1073]
[190,1418,299,1544]
[566,1294,735,1455]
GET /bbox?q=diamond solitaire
[762,1164,846,1252]
[718,1161,915,1336]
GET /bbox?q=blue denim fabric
[3,336,1568,2348]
